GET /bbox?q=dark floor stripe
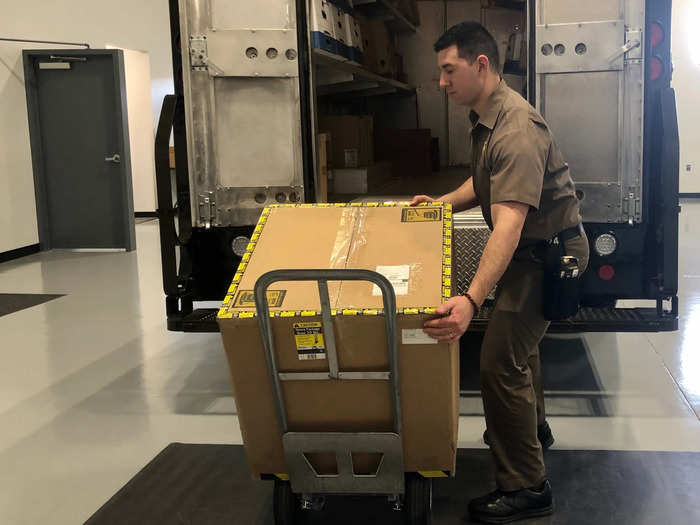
[0,294,64,317]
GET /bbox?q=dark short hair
[434,22,500,72]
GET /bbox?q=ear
[477,54,490,73]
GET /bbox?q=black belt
[557,223,585,244]
[515,224,585,262]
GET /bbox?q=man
[412,22,590,523]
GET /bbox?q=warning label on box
[401,207,442,222]
[293,322,326,361]
[234,290,286,308]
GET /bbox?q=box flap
[219,203,452,319]
[227,206,358,314]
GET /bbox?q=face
[437,45,489,107]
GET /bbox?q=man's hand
[423,296,475,343]
[409,195,436,206]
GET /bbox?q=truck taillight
[650,22,664,48]
[598,265,615,281]
[649,56,664,80]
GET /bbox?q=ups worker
[413,22,589,523]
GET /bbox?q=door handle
[105,154,121,163]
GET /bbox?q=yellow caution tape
[443,246,451,256]
[246,242,256,252]
[301,310,318,317]
[342,309,359,316]
[443,277,452,287]
[331,309,338,316]
[362,309,379,316]
[424,307,437,315]
[301,203,314,208]
[238,312,255,319]
[403,308,419,315]
[223,295,232,305]
[443,287,451,298]
[269,204,281,208]
[317,202,330,207]
[236,262,248,273]
[350,202,363,207]
[275,473,290,481]
[233,272,243,283]
[444,237,452,246]
[251,233,260,242]
[382,201,397,206]
[242,252,252,262]
[366,202,379,207]
[333,203,347,207]
[261,207,271,215]
[280,311,296,317]
[228,283,238,294]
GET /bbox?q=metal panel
[179,0,304,227]
[453,212,495,299]
[536,21,624,73]
[205,29,299,77]
[212,78,301,187]
[542,72,620,185]
[536,0,644,224]
[283,432,405,495]
[575,183,623,223]
[541,0,622,23]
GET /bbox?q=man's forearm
[439,178,479,213]
[466,226,521,305]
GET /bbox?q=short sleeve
[487,122,548,210]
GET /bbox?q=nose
[439,72,449,89]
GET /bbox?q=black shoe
[467,480,553,524]
[483,421,555,450]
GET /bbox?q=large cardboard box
[217,203,458,477]
[317,133,330,202]
[367,19,394,76]
[319,115,374,168]
[332,162,392,194]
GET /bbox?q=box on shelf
[310,0,340,57]
[344,12,364,64]
[330,4,351,59]
[319,115,374,169]
[332,162,393,194]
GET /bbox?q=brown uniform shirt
[470,80,581,248]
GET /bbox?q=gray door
[23,49,136,250]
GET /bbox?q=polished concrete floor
[1,202,699,524]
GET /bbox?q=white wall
[118,48,158,213]
[0,0,173,252]
[672,0,700,194]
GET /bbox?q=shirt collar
[469,78,508,131]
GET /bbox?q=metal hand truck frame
[254,269,432,524]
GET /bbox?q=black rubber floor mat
[0,293,63,317]
[459,333,600,393]
[86,443,700,525]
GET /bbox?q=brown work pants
[481,234,589,491]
